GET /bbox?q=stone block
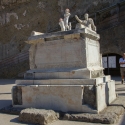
[64,33,80,39]
[62,106,124,124]
[63,112,118,124]
[15,79,96,85]
[106,80,116,104]
[27,28,101,71]
[19,108,59,125]
[12,82,116,113]
[24,68,104,79]
[17,85,84,112]
[96,83,107,112]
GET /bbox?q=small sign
[108,56,116,68]
[102,57,107,68]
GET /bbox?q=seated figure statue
[75,13,96,32]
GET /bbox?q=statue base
[12,28,116,113]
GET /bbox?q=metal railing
[0,51,29,70]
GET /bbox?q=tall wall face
[100,22,125,55]
[0,0,60,59]
[0,0,124,59]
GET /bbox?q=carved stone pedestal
[12,28,116,113]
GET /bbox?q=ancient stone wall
[0,0,123,59]
[100,22,125,56]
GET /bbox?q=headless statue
[75,13,96,31]
[64,9,71,31]
[59,18,65,31]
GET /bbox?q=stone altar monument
[12,13,116,114]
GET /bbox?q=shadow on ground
[0,93,11,94]
[10,117,33,125]
[118,93,125,96]
[118,114,125,125]
[0,79,16,85]
[112,77,121,81]
[116,87,125,91]
[0,100,12,109]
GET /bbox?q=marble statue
[69,22,72,30]
[64,8,71,31]
[59,9,71,31]
[75,13,96,31]
[59,18,65,31]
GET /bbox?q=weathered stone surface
[83,86,96,108]
[101,105,124,116]
[12,86,22,105]
[27,28,101,72]
[15,85,85,113]
[63,106,124,124]
[19,108,59,125]
[63,113,118,124]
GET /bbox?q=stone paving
[0,77,125,125]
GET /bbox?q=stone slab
[19,108,59,125]
[27,28,101,70]
[96,80,116,112]
[16,75,111,86]
[24,68,104,79]
[96,83,107,112]
[63,106,124,124]
[12,80,116,113]
[28,28,100,42]
[106,80,116,104]
[15,79,96,85]
[13,85,85,113]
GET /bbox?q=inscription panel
[35,39,83,69]
[86,38,100,67]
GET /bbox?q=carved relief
[86,38,100,67]
[35,39,85,70]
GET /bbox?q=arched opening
[102,53,122,76]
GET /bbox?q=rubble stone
[19,108,59,125]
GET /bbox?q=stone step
[16,79,96,85]
[24,68,104,79]
[12,81,116,113]
[16,75,111,86]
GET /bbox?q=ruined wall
[100,22,125,55]
[0,0,124,59]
